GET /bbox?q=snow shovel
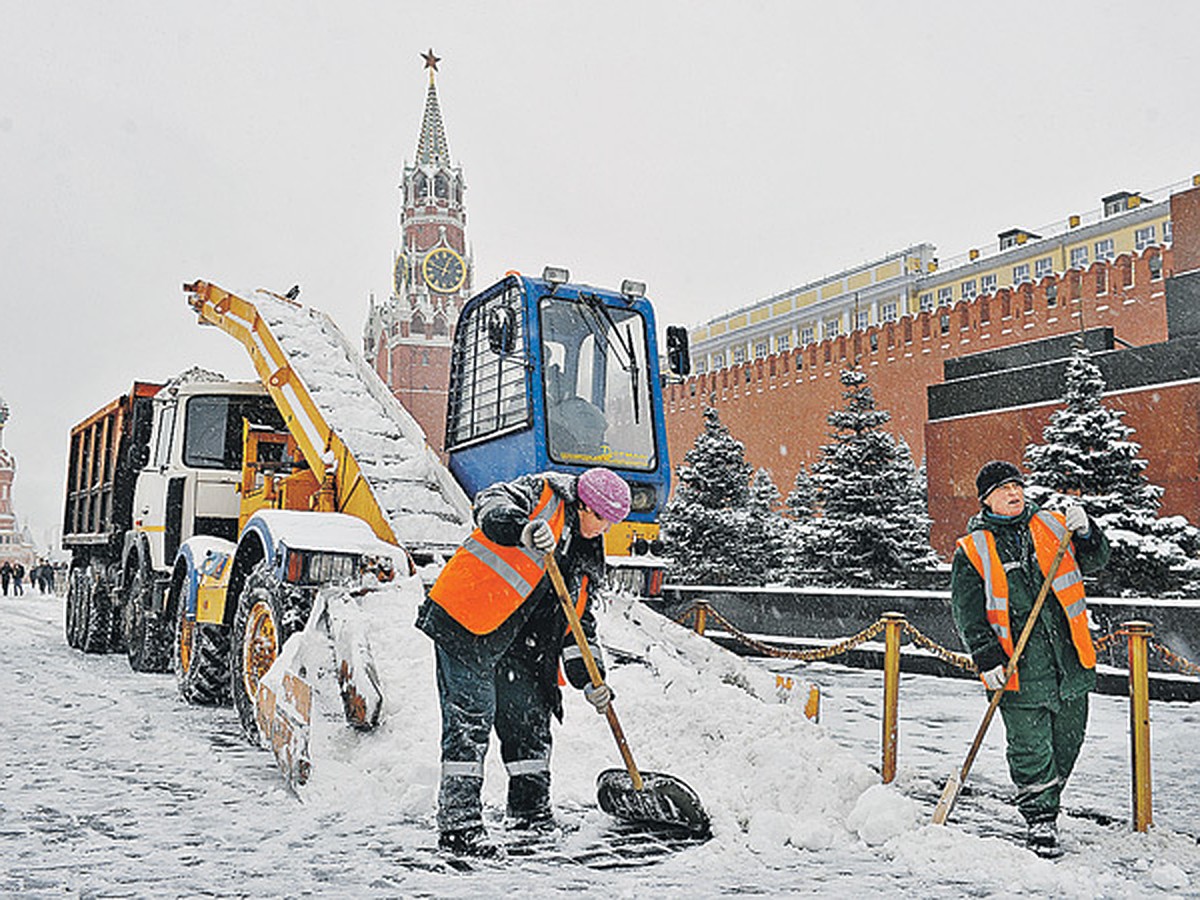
[931,525,1075,825]
[544,554,711,835]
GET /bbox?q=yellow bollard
[694,602,707,636]
[804,683,821,723]
[1124,620,1154,832]
[880,612,905,784]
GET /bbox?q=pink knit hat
[577,468,632,523]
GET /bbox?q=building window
[981,273,998,294]
[1035,257,1053,279]
[732,347,746,365]
[1070,246,1089,269]
[937,286,953,306]
[1012,263,1031,285]
[919,292,933,313]
[800,325,815,346]
[824,318,840,340]
[940,313,950,335]
[1095,238,1115,261]
[1165,220,1173,243]
[980,297,990,323]
[1149,253,1163,280]
[1135,225,1157,250]
[856,310,870,331]
[776,333,790,353]
[695,359,707,375]
[754,341,768,359]
[881,301,897,323]
[712,352,725,369]
[869,333,879,352]
[1096,267,1107,295]
[961,279,977,300]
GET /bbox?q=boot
[438,825,503,859]
[1026,818,1062,859]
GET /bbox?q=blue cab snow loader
[444,267,689,595]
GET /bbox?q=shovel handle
[933,525,1075,825]
[544,554,644,791]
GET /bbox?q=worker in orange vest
[951,460,1109,858]
[416,467,632,858]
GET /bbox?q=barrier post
[881,612,905,784]
[1124,620,1153,832]
[694,602,708,636]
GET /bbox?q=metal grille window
[444,283,530,449]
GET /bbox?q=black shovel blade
[596,768,711,836]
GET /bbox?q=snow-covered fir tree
[1024,344,1200,595]
[661,406,762,585]
[808,368,939,587]
[743,467,790,584]
[783,465,822,582]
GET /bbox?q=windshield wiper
[578,293,640,424]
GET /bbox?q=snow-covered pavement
[1,584,1197,898]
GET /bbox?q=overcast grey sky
[3,0,1200,545]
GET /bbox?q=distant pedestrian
[12,562,25,596]
[950,460,1109,859]
[0,561,10,596]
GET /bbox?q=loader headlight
[629,483,657,513]
[284,549,359,585]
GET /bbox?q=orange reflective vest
[956,509,1096,691]
[429,480,587,635]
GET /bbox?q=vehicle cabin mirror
[487,306,517,356]
[666,325,691,376]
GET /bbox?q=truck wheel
[172,568,231,705]
[65,567,88,649]
[231,561,308,745]
[126,568,171,673]
[80,578,115,655]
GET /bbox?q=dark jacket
[950,502,1110,708]
[416,472,608,718]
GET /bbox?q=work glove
[583,682,614,714]
[521,520,556,554]
[1064,504,1090,537]
[980,664,1008,691]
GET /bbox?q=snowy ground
[2,581,1198,898]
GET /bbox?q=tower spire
[417,48,450,167]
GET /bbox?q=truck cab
[132,376,284,576]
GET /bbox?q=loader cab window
[183,394,286,470]
[540,295,656,471]
[444,285,531,449]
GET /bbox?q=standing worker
[950,460,1109,858]
[416,467,632,858]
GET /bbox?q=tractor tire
[172,568,231,706]
[125,567,172,673]
[230,561,310,745]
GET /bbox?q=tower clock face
[393,254,407,295]
[422,247,466,294]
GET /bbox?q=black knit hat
[976,460,1024,501]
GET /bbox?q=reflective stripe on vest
[956,509,1096,691]
[429,481,566,635]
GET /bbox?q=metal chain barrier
[678,602,887,661]
[1151,640,1200,678]
[900,623,977,673]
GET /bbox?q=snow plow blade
[254,586,386,791]
[597,769,711,835]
